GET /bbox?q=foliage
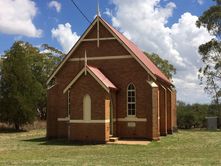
[30,43,63,119]
[196,0,221,37]
[198,39,221,104]
[0,129,221,165]
[0,41,63,129]
[0,42,42,130]
[196,1,221,106]
[144,52,176,79]
[177,101,220,129]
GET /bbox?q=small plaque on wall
[128,122,136,127]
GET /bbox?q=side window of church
[127,84,136,116]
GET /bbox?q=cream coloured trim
[69,55,132,61]
[160,84,166,91]
[67,90,70,116]
[113,117,147,122]
[87,68,110,93]
[146,80,158,88]
[57,118,110,123]
[167,87,172,92]
[63,66,110,94]
[57,117,70,121]
[63,68,85,93]
[97,16,100,47]
[46,17,98,85]
[47,83,56,90]
[47,16,157,85]
[47,16,159,85]
[99,18,157,81]
[69,119,110,123]
[82,37,116,41]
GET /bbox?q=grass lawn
[0,129,221,166]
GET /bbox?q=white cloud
[48,1,61,13]
[0,0,42,37]
[197,0,204,5]
[106,0,214,103]
[51,23,80,53]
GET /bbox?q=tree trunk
[14,123,20,131]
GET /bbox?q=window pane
[131,109,135,115]
[127,84,136,116]
[131,91,135,96]
[132,104,135,109]
[128,109,131,115]
[131,97,135,102]
[128,84,134,90]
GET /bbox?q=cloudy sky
[0,0,216,104]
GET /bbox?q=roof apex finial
[97,0,101,17]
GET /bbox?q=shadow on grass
[23,137,103,146]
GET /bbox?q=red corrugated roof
[100,17,171,84]
[87,65,117,90]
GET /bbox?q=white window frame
[127,83,136,117]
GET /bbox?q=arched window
[127,84,136,116]
[83,94,91,121]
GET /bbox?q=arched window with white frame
[127,83,136,116]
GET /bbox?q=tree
[176,101,214,129]
[196,0,221,37]
[198,39,221,104]
[0,41,42,130]
[0,41,63,129]
[196,0,221,126]
[144,52,176,79]
[31,44,63,119]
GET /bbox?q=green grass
[0,129,221,166]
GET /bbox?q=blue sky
[0,0,215,53]
[0,0,216,103]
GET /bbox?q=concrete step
[109,137,118,142]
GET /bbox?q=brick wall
[171,90,177,131]
[159,84,167,136]
[117,122,148,138]
[69,123,109,143]
[151,85,160,140]
[68,73,110,142]
[47,85,58,139]
[47,19,176,141]
[167,88,173,134]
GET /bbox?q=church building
[46,15,177,143]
